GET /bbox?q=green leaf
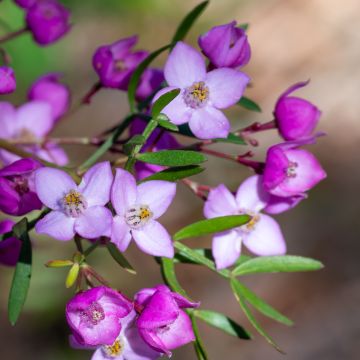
[107,243,136,275]
[65,263,80,288]
[232,282,293,326]
[171,1,209,43]
[157,114,179,131]
[173,215,250,241]
[151,89,180,118]
[214,133,246,145]
[238,23,249,31]
[128,44,171,113]
[238,96,262,112]
[230,278,284,353]
[190,312,209,360]
[232,255,324,277]
[8,219,32,326]
[123,134,146,155]
[160,257,188,298]
[137,150,207,167]
[194,309,251,339]
[140,165,204,183]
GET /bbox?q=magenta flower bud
[0,220,22,267]
[66,286,133,346]
[136,68,164,101]
[26,0,71,46]
[275,81,321,141]
[135,285,199,355]
[263,139,326,198]
[28,73,70,120]
[14,0,36,8]
[0,158,43,216]
[0,66,16,94]
[198,21,251,68]
[92,36,148,89]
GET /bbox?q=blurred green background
[1,0,359,359]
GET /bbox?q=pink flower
[34,162,113,241]
[66,286,133,346]
[110,169,176,258]
[154,42,250,139]
[0,66,16,94]
[263,139,327,198]
[136,68,164,101]
[135,285,199,356]
[0,220,22,267]
[204,176,286,269]
[0,101,68,166]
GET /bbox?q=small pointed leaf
[65,263,80,288]
[140,165,204,183]
[151,89,180,118]
[137,150,207,167]
[238,96,262,112]
[107,243,136,275]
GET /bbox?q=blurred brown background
[1,0,359,359]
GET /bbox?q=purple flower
[0,101,68,166]
[135,285,199,355]
[93,36,148,89]
[26,0,71,46]
[130,118,179,180]
[275,81,321,141]
[70,310,160,360]
[66,286,133,346]
[198,21,251,68]
[154,42,250,139]
[204,175,286,269]
[136,68,164,101]
[110,169,176,258]
[0,220,22,267]
[0,158,42,216]
[28,73,70,120]
[0,66,16,94]
[14,0,36,8]
[263,139,327,198]
[35,162,113,241]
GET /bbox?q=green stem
[189,311,208,360]
[83,239,101,257]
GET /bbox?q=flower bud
[0,220,22,267]
[136,68,164,101]
[14,0,36,8]
[0,66,16,94]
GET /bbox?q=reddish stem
[0,27,28,44]
[81,82,102,104]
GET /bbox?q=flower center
[103,338,124,358]
[286,161,298,178]
[81,301,105,326]
[14,128,37,143]
[114,59,126,71]
[183,81,209,109]
[125,204,153,229]
[238,210,261,233]
[63,189,88,218]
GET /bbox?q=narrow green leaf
[157,115,179,131]
[137,150,207,167]
[232,255,324,277]
[65,263,80,288]
[238,23,249,31]
[194,309,251,339]
[128,44,171,113]
[171,1,209,43]
[230,278,284,353]
[214,132,247,145]
[8,219,32,326]
[160,257,188,298]
[190,312,209,360]
[45,259,73,268]
[141,165,204,183]
[174,215,250,241]
[151,89,180,118]
[233,282,293,326]
[238,96,262,112]
[123,134,146,155]
[107,243,136,275]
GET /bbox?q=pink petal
[35,210,75,241]
[35,167,76,210]
[189,106,230,139]
[164,42,206,88]
[235,175,270,212]
[35,142,69,166]
[212,230,242,269]
[111,215,132,252]
[204,184,237,219]
[206,68,250,109]
[78,162,113,207]
[132,221,174,258]
[0,102,16,137]
[91,348,108,360]
[111,168,138,216]
[74,206,113,239]
[243,214,286,255]
[137,180,176,219]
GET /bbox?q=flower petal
[111,168,138,216]
[35,167,76,210]
[74,206,113,239]
[189,106,230,139]
[206,68,250,109]
[0,102,16,137]
[91,348,108,360]
[137,180,176,219]
[111,215,132,252]
[35,210,75,241]
[204,184,237,219]
[265,194,306,214]
[164,42,206,87]
[132,221,174,258]
[212,230,242,269]
[243,214,286,255]
[78,162,113,207]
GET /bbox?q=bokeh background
[1,0,359,359]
